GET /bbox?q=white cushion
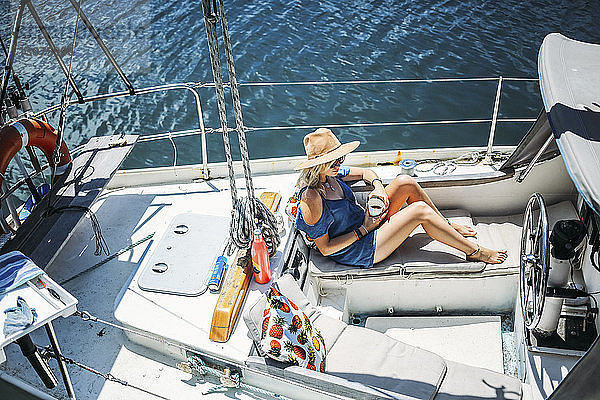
[323,324,447,400]
[309,209,486,279]
[435,360,521,400]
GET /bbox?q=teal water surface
[1,0,600,172]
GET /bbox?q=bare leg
[384,175,476,237]
[374,201,507,264]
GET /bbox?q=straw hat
[294,128,360,170]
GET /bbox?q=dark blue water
[2,0,600,171]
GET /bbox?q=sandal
[466,245,480,258]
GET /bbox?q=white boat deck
[0,156,587,399]
[1,173,300,399]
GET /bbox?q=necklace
[322,178,335,191]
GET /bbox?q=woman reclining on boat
[294,128,507,268]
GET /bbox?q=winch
[534,219,587,336]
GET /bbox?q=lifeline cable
[40,347,171,400]
[40,310,297,400]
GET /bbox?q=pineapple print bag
[260,283,326,371]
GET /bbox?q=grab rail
[2,76,537,214]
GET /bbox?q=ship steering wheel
[520,193,550,330]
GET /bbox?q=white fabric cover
[435,360,521,400]
[539,33,600,213]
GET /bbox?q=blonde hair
[296,162,331,193]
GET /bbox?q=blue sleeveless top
[295,174,377,268]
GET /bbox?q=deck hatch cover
[138,213,229,296]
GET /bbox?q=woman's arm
[313,211,383,256]
[341,167,388,207]
[299,188,364,256]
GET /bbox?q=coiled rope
[415,150,510,175]
[230,196,280,255]
[201,0,279,255]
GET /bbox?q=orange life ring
[0,118,71,186]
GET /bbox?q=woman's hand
[363,208,387,232]
[368,183,389,211]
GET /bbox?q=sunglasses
[330,156,345,169]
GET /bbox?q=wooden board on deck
[259,191,281,212]
[2,135,138,269]
[209,191,281,342]
[209,250,252,342]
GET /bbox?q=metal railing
[2,76,538,227]
[56,76,538,162]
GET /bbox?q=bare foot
[452,222,477,237]
[466,246,507,264]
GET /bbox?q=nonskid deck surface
[1,174,300,400]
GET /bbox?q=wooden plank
[209,250,252,343]
[209,192,281,342]
[2,135,138,268]
[259,191,281,212]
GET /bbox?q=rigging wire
[201,0,279,255]
[36,0,110,260]
[52,0,84,184]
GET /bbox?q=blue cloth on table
[3,296,37,336]
[295,175,376,268]
[0,251,44,295]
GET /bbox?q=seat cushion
[472,220,521,272]
[472,200,579,273]
[435,361,521,400]
[309,209,485,279]
[323,323,447,400]
[245,274,520,400]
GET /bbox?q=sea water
[1,0,600,173]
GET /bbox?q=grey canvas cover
[500,110,559,171]
[539,33,600,213]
